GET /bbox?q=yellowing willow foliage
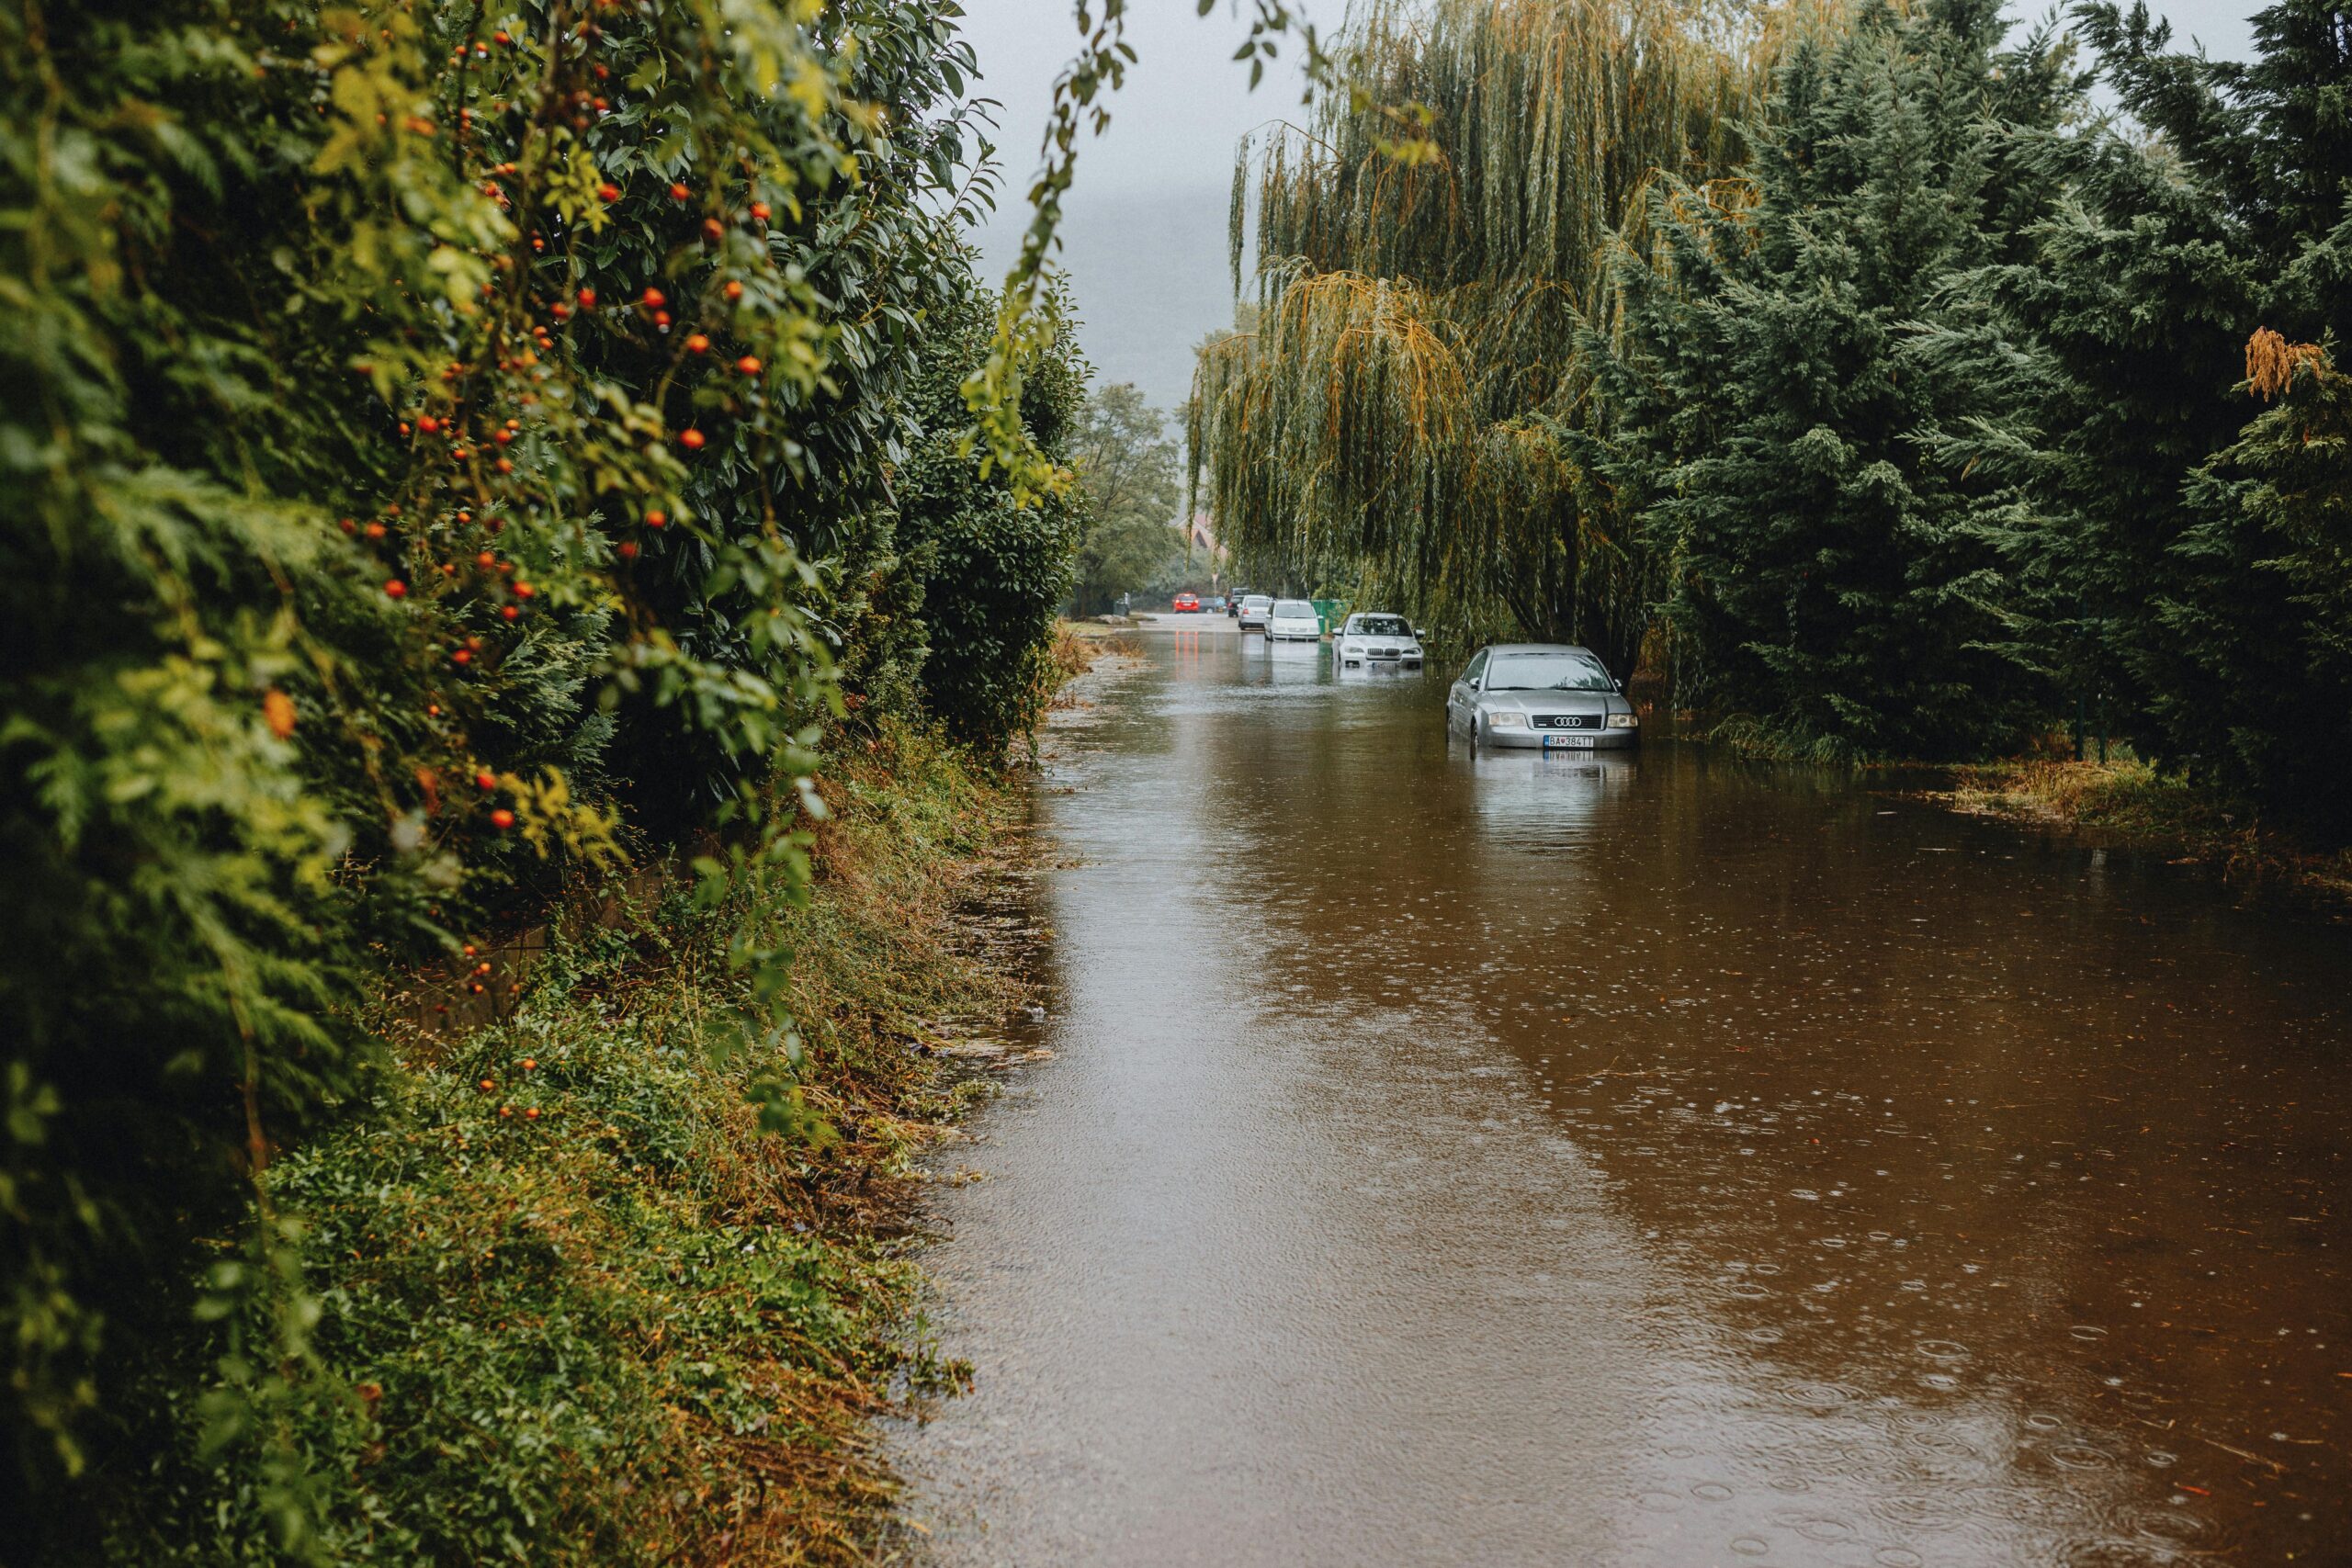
[1192,0,1820,666]
[0,0,1030,1523]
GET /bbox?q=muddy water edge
[889,626,2351,1568]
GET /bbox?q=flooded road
[895,628,2351,1567]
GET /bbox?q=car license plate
[1544,733,1595,749]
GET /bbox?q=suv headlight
[1486,711,1527,728]
[1607,712,1639,729]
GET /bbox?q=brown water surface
[895,628,2350,1566]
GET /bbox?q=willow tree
[1189,0,1799,668]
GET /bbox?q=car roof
[1483,642,1599,656]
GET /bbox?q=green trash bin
[1310,598,1346,637]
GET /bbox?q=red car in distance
[1171,592,1202,613]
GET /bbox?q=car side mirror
[1467,676,1482,692]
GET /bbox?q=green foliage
[1607,0,2080,759]
[2167,343,2352,831]
[1914,0,2352,830]
[0,0,1075,1540]
[1069,383,1184,616]
[1190,0,1778,667]
[76,714,1013,1563]
[899,281,1088,753]
[1197,0,2352,835]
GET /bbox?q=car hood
[1473,690,1626,716]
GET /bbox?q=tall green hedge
[0,0,1083,1533]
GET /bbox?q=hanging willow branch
[1193,0,1838,665]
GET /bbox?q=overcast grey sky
[955,0,2269,416]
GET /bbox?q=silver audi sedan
[1445,643,1640,750]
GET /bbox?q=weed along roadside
[81,716,1049,1562]
[1924,757,2352,907]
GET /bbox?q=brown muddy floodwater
[893,626,2350,1567]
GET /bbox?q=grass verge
[1939,756,2352,903]
[89,716,1030,1564]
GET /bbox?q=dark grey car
[1445,643,1639,750]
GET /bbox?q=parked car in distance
[1237,594,1273,632]
[1171,592,1202,613]
[1335,612,1425,671]
[1205,595,1229,613]
[1267,598,1323,642]
[1446,643,1639,749]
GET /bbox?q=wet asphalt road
[893,626,2351,1567]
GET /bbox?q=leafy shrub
[0,0,1072,1538]
[82,714,1015,1562]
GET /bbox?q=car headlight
[1607,712,1639,729]
[1486,711,1527,728]
[1342,643,1361,654]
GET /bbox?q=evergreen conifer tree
[1607,0,2077,758]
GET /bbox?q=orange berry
[576,287,596,309]
[644,509,666,527]
[475,771,496,790]
[750,201,771,222]
[384,579,407,599]
[684,333,710,354]
[641,287,665,309]
[724,280,744,301]
[679,429,705,450]
[490,808,515,829]
[668,182,689,201]
[737,355,761,376]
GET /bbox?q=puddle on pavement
[889,632,2350,1567]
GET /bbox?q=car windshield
[1273,600,1315,617]
[1352,615,1411,637]
[1244,597,1271,609]
[1485,650,1613,691]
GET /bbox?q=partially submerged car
[1446,643,1638,749]
[1267,598,1323,642]
[1236,593,1273,632]
[1335,612,1425,671]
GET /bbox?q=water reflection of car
[1335,612,1424,671]
[1171,592,1202,613]
[1446,643,1638,750]
[1267,598,1323,642]
[1237,593,1272,632]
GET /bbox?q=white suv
[1336,612,1425,670]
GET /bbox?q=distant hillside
[973,183,1240,427]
